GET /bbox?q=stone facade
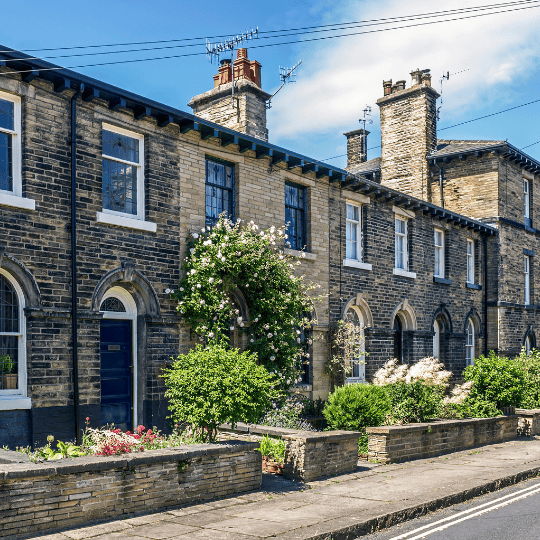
[366,416,519,463]
[0,441,261,538]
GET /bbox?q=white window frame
[465,319,475,366]
[433,319,440,359]
[524,179,530,219]
[395,217,407,270]
[434,229,445,278]
[344,306,366,384]
[345,203,362,262]
[0,268,31,410]
[524,255,531,305]
[467,239,475,284]
[97,123,156,232]
[0,91,34,211]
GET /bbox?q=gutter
[484,235,488,356]
[71,83,84,444]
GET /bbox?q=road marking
[387,481,540,540]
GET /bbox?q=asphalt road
[365,477,540,540]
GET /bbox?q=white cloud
[269,0,540,142]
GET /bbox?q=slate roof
[347,157,381,175]
[430,139,506,158]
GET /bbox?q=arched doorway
[394,316,403,364]
[465,318,475,366]
[99,286,137,430]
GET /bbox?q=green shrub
[519,350,540,408]
[323,383,391,431]
[385,380,445,424]
[163,344,277,442]
[464,351,529,409]
[441,398,502,419]
[258,435,286,463]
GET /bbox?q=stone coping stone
[219,422,360,441]
[0,448,30,463]
[366,416,514,435]
[516,408,540,417]
[0,440,259,480]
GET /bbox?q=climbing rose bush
[172,216,321,393]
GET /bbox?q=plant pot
[2,374,17,390]
[262,458,283,475]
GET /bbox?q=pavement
[22,436,540,540]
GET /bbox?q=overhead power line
[2,0,539,63]
[2,0,537,57]
[1,1,539,76]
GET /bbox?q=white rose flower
[165,288,172,294]
[297,338,301,343]
[267,333,273,338]
[230,326,235,331]
[179,287,184,292]
[270,356,275,361]
[190,269,196,275]
[264,324,270,330]
[208,332,214,338]
[250,338,254,343]
[190,248,195,254]
[200,300,205,305]
[240,322,244,327]
[192,233,199,239]
[208,277,214,284]
[221,257,226,262]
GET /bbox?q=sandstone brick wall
[378,84,438,199]
[516,409,540,436]
[218,423,360,482]
[329,185,487,380]
[367,416,518,464]
[0,441,261,539]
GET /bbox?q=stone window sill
[0,395,31,410]
[345,378,366,384]
[466,282,482,290]
[393,268,417,279]
[343,259,372,271]
[294,383,313,392]
[284,248,317,260]
[0,192,36,211]
[433,276,452,285]
[96,211,157,233]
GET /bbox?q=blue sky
[3,0,540,168]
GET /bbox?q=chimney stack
[188,49,271,141]
[376,68,439,200]
[344,129,369,167]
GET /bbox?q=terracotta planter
[2,374,17,390]
[262,458,283,475]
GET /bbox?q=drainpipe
[483,235,488,356]
[71,83,84,444]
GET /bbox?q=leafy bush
[259,394,316,431]
[323,384,391,431]
[258,435,286,463]
[163,344,276,441]
[464,351,529,409]
[519,350,540,408]
[385,380,445,424]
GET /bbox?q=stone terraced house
[0,46,537,448]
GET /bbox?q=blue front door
[100,319,133,430]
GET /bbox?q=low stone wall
[366,416,518,464]
[219,423,360,482]
[516,409,540,436]
[0,441,260,539]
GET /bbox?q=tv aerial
[437,69,469,120]
[359,105,372,131]
[266,61,302,109]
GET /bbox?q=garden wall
[219,423,360,482]
[366,416,518,464]
[0,441,260,539]
[516,409,540,436]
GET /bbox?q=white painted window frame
[0,91,35,212]
[467,239,475,284]
[97,123,156,232]
[395,217,408,271]
[433,319,440,359]
[524,255,531,305]
[0,268,31,410]
[524,178,530,219]
[465,319,475,366]
[434,228,445,278]
[100,286,138,430]
[344,306,366,384]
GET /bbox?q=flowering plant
[373,357,452,387]
[172,216,321,392]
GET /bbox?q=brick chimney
[344,128,369,167]
[188,48,271,141]
[376,69,439,200]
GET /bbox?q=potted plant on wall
[1,354,17,390]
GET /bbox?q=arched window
[0,269,26,395]
[465,319,475,366]
[100,296,126,313]
[433,319,440,359]
[344,307,365,382]
[525,334,534,356]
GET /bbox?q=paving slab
[19,437,540,540]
